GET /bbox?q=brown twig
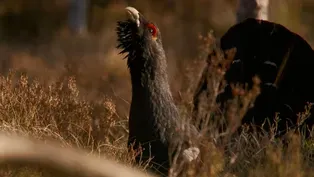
[0,133,156,177]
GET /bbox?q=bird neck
[128,54,180,142]
[129,49,174,104]
[129,55,177,112]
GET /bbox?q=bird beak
[125,7,140,27]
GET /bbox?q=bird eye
[147,23,157,37]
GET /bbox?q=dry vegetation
[0,0,314,177]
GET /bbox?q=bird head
[116,7,165,69]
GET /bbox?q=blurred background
[0,0,313,116]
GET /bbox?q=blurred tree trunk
[236,0,269,23]
[68,0,88,35]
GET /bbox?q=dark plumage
[116,7,199,176]
[194,18,314,136]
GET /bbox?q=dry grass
[0,0,313,177]
[3,60,314,177]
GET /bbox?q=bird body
[207,18,314,136]
[116,7,199,176]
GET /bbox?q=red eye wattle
[147,23,157,37]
